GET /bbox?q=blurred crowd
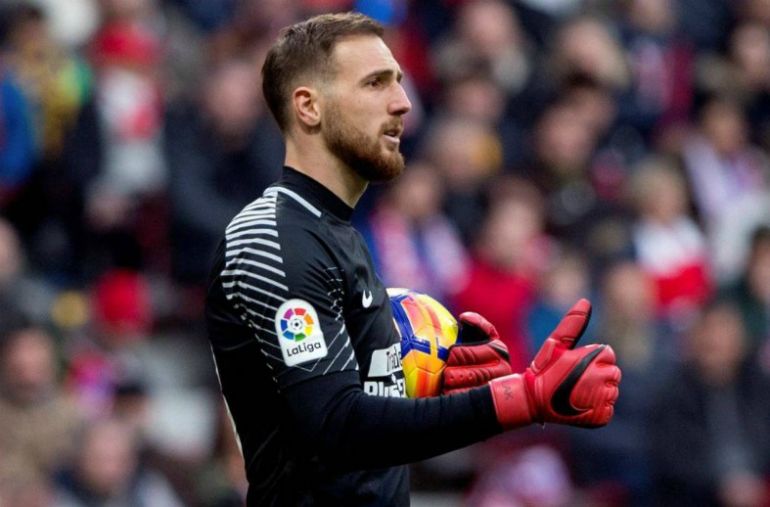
[2,0,770,505]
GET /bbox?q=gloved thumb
[547,298,592,351]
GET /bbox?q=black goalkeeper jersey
[206,167,501,506]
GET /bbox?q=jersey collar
[279,166,355,222]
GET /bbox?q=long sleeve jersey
[206,167,501,506]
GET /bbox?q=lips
[382,122,403,138]
[383,134,400,145]
[382,124,403,145]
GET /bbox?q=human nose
[389,82,412,116]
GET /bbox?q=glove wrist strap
[489,374,535,430]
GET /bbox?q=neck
[284,137,367,208]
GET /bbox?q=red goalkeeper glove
[489,299,621,429]
[441,312,513,395]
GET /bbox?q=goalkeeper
[205,12,621,507]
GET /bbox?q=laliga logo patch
[275,299,328,366]
[280,307,314,341]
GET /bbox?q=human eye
[363,72,393,89]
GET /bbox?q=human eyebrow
[361,68,404,85]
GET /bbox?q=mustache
[381,120,404,135]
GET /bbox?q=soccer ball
[388,288,459,398]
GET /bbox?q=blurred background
[1,0,770,505]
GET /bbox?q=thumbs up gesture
[488,299,622,429]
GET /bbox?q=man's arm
[213,212,619,471]
[278,299,619,471]
[212,214,502,470]
[281,371,500,470]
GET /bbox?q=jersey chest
[326,224,406,398]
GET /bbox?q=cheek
[346,97,383,130]
[331,104,370,134]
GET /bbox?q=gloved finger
[446,339,510,365]
[442,362,513,392]
[458,312,500,343]
[567,346,620,423]
[548,298,592,351]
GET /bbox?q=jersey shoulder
[218,185,346,317]
[224,185,334,246]
[214,186,358,386]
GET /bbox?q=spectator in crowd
[30,0,100,50]
[0,474,54,507]
[362,160,468,303]
[52,417,184,507]
[466,444,576,507]
[63,0,168,277]
[695,19,770,170]
[2,3,90,161]
[559,73,618,148]
[571,261,671,506]
[0,3,92,277]
[548,15,630,97]
[650,301,770,507]
[206,0,301,66]
[0,65,36,203]
[440,66,529,171]
[526,249,595,352]
[66,268,153,417]
[432,0,533,103]
[676,0,733,52]
[65,267,221,503]
[729,22,770,100]
[0,321,82,495]
[628,156,712,321]
[527,99,614,245]
[719,225,770,355]
[165,57,283,285]
[452,178,548,369]
[432,19,526,174]
[727,22,770,150]
[740,0,770,28]
[0,217,57,324]
[421,115,502,244]
[617,0,694,143]
[681,95,770,283]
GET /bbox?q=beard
[323,102,405,183]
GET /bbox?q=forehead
[329,35,400,78]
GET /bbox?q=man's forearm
[284,371,501,471]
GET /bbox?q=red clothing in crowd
[452,258,536,371]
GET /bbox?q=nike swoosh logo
[362,290,373,309]
[551,346,605,417]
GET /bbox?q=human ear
[292,86,321,129]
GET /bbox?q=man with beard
[205,12,621,506]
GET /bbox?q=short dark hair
[262,12,384,131]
